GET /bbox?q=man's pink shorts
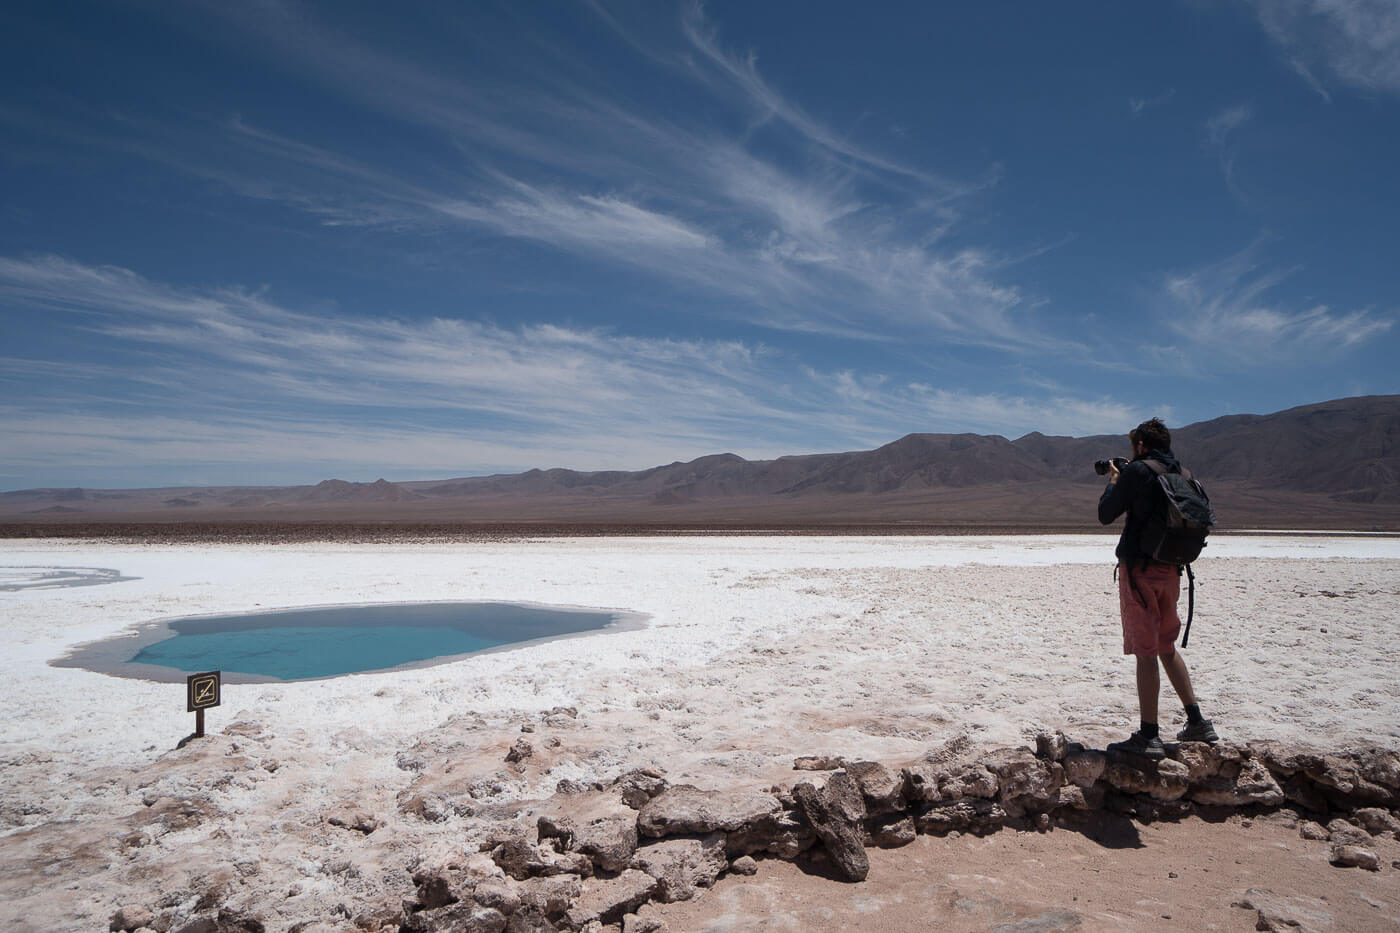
[1118,563,1182,657]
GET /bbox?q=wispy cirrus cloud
[1244,0,1400,98]
[1155,241,1392,368]
[675,3,963,191]
[0,255,1132,484]
[1129,89,1176,116]
[1205,104,1252,201]
[22,1,1050,352]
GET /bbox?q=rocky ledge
[110,732,1400,933]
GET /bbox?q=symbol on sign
[186,670,222,712]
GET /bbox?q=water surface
[55,601,643,682]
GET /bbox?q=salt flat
[2,534,1398,930]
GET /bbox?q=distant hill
[3,395,1398,532]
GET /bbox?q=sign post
[186,670,221,739]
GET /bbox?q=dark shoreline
[2,520,1394,544]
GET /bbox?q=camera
[1094,457,1128,476]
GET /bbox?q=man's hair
[1130,417,1171,451]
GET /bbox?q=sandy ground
[644,811,1400,931]
[2,534,1399,931]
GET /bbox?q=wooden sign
[187,670,221,711]
[185,670,221,739]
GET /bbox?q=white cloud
[1246,0,1400,96]
[77,2,1051,353]
[1158,242,1393,364]
[1128,89,1176,116]
[1206,105,1251,147]
[677,3,959,190]
[1,256,1129,484]
[433,184,715,256]
[1205,104,1252,201]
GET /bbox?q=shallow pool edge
[50,600,651,684]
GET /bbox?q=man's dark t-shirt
[1098,448,1182,564]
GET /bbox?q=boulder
[636,785,781,838]
[504,907,560,932]
[564,869,659,928]
[983,747,1063,808]
[902,761,997,803]
[1061,749,1107,789]
[1247,742,1322,777]
[939,763,999,801]
[1280,773,1329,814]
[537,814,576,848]
[401,903,507,933]
[729,855,758,876]
[868,814,916,848]
[1303,754,1366,800]
[1055,783,1105,812]
[1189,759,1284,807]
[1326,819,1371,847]
[631,834,727,902]
[724,807,814,859]
[916,799,1007,836]
[491,839,592,881]
[901,763,946,803]
[571,816,640,873]
[1034,730,1068,762]
[843,760,905,814]
[1172,743,1232,782]
[1354,807,1400,835]
[1330,844,1381,870]
[1298,820,1330,841]
[1353,747,1400,792]
[1103,758,1191,801]
[516,877,582,918]
[412,867,461,910]
[171,910,265,933]
[110,906,154,932]
[613,769,668,810]
[472,879,522,917]
[793,774,869,882]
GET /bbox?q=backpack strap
[1142,458,1192,479]
[1182,564,1196,648]
[1141,459,1200,645]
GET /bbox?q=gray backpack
[1139,460,1215,565]
[1137,459,1216,646]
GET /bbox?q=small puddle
[53,601,646,682]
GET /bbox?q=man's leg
[1163,647,1219,741]
[1110,653,1167,758]
[1159,649,1196,706]
[1135,654,1160,725]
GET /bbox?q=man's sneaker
[1107,730,1166,760]
[1176,719,1219,743]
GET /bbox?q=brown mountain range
[3,395,1398,533]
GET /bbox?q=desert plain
[2,532,1400,931]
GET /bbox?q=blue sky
[2,1,1397,490]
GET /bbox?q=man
[1098,417,1218,759]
